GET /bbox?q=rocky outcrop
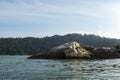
[28,42,120,59]
[91,47,120,59]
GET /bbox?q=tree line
[0,33,120,55]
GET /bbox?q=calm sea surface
[0,56,120,80]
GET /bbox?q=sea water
[0,56,120,80]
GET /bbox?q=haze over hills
[0,33,120,55]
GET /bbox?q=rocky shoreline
[28,42,120,59]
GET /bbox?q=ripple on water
[0,56,120,80]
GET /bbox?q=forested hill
[0,33,120,55]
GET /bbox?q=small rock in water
[113,64,117,67]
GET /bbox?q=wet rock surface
[28,42,120,59]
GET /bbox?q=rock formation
[28,42,120,59]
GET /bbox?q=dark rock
[28,42,120,59]
[28,42,92,59]
[113,64,117,67]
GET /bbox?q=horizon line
[0,33,119,39]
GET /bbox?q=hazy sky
[0,0,120,38]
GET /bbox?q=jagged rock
[91,47,120,59]
[28,42,92,59]
[28,42,120,59]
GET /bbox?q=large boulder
[28,42,92,59]
[28,42,120,59]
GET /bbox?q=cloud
[0,0,120,38]
[0,0,112,27]
[0,0,115,20]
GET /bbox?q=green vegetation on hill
[0,33,120,55]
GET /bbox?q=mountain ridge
[0,33,120,55]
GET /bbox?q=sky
[0,0,120,38]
